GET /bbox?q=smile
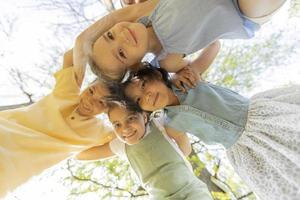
[80,100,92,112]
[125,27,137,46]
[124,130,136,140]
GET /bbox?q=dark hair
[103,81,142,112]
[122,62,173,90]
[106,94,144,117]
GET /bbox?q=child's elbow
[183,144,192,157]
[75,152,86,161]
[185,145,192,156]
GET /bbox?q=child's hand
[171,66,199,93]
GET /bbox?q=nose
[120,29,131,45]
[145,91,153,103]
[84,96,94,108]
[121,125,133,137]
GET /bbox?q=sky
[0,0,299,199]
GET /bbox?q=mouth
[126,27,137,46]
[79,100,92,113]
[124,130,136,140]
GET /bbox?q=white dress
[227,86,300,200]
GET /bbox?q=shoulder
[52,67,80,98]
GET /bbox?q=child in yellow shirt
[0,49,114,198]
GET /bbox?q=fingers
[172,79,187,93]
[179,67,198,87]
[171,65,200,93]
[178,75,194,89]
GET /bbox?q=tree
[1,1,299,199]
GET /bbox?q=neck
[75,108,93,119]
[167,88,180,106]
[146,26,161,54]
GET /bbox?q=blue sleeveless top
[165,82,249,148]
[146,0,259,60]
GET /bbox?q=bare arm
[165,126,192,157]
[76,143,115,161]
[161,41,220,93]
[160,41,220,74]
[62,49,73,68]
[159,53,188,73]
[189,40,221,75]
[62,47,86,88]
[73,38,87,87]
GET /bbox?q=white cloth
[227,85,300,200]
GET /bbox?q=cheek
[140,99,151,110]
[138,125,146,138]
[114,131,124,141]
[127,48,145,64]
[96,102,107,112]
[125,86,136,101]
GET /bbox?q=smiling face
[109,105,147,145]
[92,22,149,80]
[124,77,172,112]
[77,80,110,117]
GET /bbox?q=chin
[78,109,92,117]
[126,140,139,145]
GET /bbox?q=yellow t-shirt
[0,67,114,197]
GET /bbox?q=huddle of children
[1,0,299,199]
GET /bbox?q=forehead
[109,105,133,120]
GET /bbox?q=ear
[142,112,148,124]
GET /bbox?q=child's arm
[189,40,221,75]
[164,41,220,92]
[165,126,192,157]
[161,41,220,74]
[76,143,115,161]
[62,49,73,69]
[62,47,86,88]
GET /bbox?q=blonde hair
[88,50,126,83]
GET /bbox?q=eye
[118,48,126,59]
[98,99,106,106]
[136,97,141,104]
[141,80,146,89]
[89,88,94,95]
[128,115,137,121]
[113,123,121,129]
[107,31,114,40]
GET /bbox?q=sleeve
[52,67,80,98]
[109,138,127,159]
